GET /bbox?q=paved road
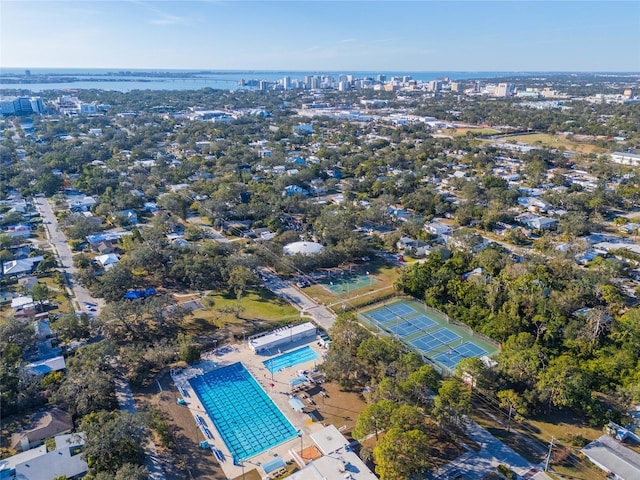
[37,196,166,480]
[34,196,104,316]
[258,267,336,331]
[431,418,553,480]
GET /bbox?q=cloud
[130,0,190,26]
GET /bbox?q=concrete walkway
[114,374,167,480]
[430,418,553,480]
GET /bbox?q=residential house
[10,408,74,452]
[283,185,309,197]
[0,433,87,480]
[397,237,431,257]
[94,253,120,269]
[516,213,558,230]
[425,220,452,236]
[2,256,43,276]
[581,434,640,480]
[2,224,30,239]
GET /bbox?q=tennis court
[359,298,499,374]
[368,303,416,323]
[433,342,487,370]
[320,274,377,295]
[410,328,461,353]
[387,315,437,337]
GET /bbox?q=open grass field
[183,288,300,340]
[502,133,608,154]
[452,127,500,137]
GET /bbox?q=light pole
[298,430,303,459]
[241,458,245,480]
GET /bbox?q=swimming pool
[188,362,298,461]
[264,346,319,374]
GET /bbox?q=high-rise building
[377,74,386,82]
[282,76,292,90]
[0,96,45,116]
[495,83,514,97]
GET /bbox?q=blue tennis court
[387,315,437,336]
[433,342,487,369]
[368,303,416,324]
[410,328,461,353]
[189,362,298,462]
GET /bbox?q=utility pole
[545,436,555,472]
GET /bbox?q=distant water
[0,68,526,92]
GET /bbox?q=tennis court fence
[416,301,501,351]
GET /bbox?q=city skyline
[1,1,639,72]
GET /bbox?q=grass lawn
[184,288,300,339]
[452,127,500,137]
[503,133,608,154]
[472,407,607,480]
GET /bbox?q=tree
[80,411,148,475]
[431,379,471,428]
[56,367,116,417]
[227,265,255,300]
[536,355,590,413]
[373,427,430,480]
[497,389,527,432]
[29,283,50,308]
[52,313,90,342]
[177,333,201,364]
[400,365,439,405]
[352,400,396,440]
[454,356,491,391]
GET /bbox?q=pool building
[248,322,317,354]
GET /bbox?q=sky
[1,1,639,72]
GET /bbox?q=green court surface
[359,298,499,374]
[320,274,377,295]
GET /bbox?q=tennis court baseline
[367,303,416,324]
[433,342,487,369]
[386,315,437,336]
[410,328,461,353]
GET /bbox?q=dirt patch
[305,382,369,439]
[136,371,226,480]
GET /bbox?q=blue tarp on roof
[123,288,156,300]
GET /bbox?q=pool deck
[172,339,327,479]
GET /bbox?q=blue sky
[1,1,639,71]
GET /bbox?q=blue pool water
[264,346,319,374]
[188,363,298,461]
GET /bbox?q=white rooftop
[283,241,324,256]
[249,322,317,351]
[581,434,640,480]
[310,424,349,455]
[0,433,87,480]
[288,450,377,480]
